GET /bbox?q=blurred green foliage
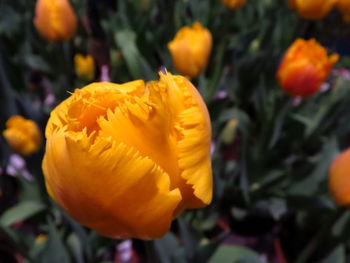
[1,0,350,262]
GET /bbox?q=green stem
[295,208,347,263]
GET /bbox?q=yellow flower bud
[277,39,338,97]
[329,149,350,206]
[222,119,238,145]
[35,234,47,244]
[34,0,77,41]
[288,0,336,19]
[221,0,245,9]
[335,0,350,22]
[74,54,95,81]
[3,116,41,156]
[42,72,212,239]
[168,22,212,78]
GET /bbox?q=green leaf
[289,138,339,195]
[268,99,292,148]
[268,198,287,220]
[178,218,201,259]
[319,245,345,263]
[208,245,267,263]
[154,233,186,263]
[115,30,154,80]
[24,55,50,73]
[192,231,229,263]
[0,201,45,227]
[205,41,226,102]
[0,5,21,36]
[67,233,84,263]
[38,218,71,263]
[63,213,92,261]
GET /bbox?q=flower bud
[3,116,41,156]
[74,54,95,81]
[288,0,336,20]
[335,0,350,22]
[42,72,212,239]
[168,22,212,78]
[222,119,238,145]
[329,149,350,206]
[277,39,338,97]
[221,0,245,9]
[34,0,77,41]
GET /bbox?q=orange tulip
[221,0,245,9]
[3,116,41,156]
[168,22,212,78]
[34,0,77,41]
[277,39,338,97]
[288,0,336,19]
[329,149,350,206]
[335,0,350,22]
[42,71,212,239]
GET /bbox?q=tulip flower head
[335,0,350,22]
[329,149,350,206]
[277,39,338,97]
[288,0,336,19]
[3,116,41,156]
[42,72,212,239]
[221,0,245,9]
[168,22,212,78]
[74,54,95,81]
[34,0,77,41]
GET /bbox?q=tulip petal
[159,73,213,207]
[43,128,182,239]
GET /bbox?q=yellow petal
[157,72,213,207]
[43,128,181,239]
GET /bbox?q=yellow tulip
[329,149,350,206]
[222,119,238,145]
[74,54,95,81]
[42,72,212,239]
[168,22,212,78]
[221,0,245,9]
[3,116,41,156]
[277,39,338,97]
[34,0,77,41]
[288,0,336,19]
[335,0,350,22]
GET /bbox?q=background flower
[335,0,350,22]
[277,38,338,97]
[74,54,95,81]
[3,116,41,156]
[288,0,336,19]
[221,0,246,9]
[34,0,77,41]
[329,149,350,206]
[168,22,212,78]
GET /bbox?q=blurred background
[2,0,350,262]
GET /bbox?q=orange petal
[43,128,181,239]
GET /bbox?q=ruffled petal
[42,128,182,239]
